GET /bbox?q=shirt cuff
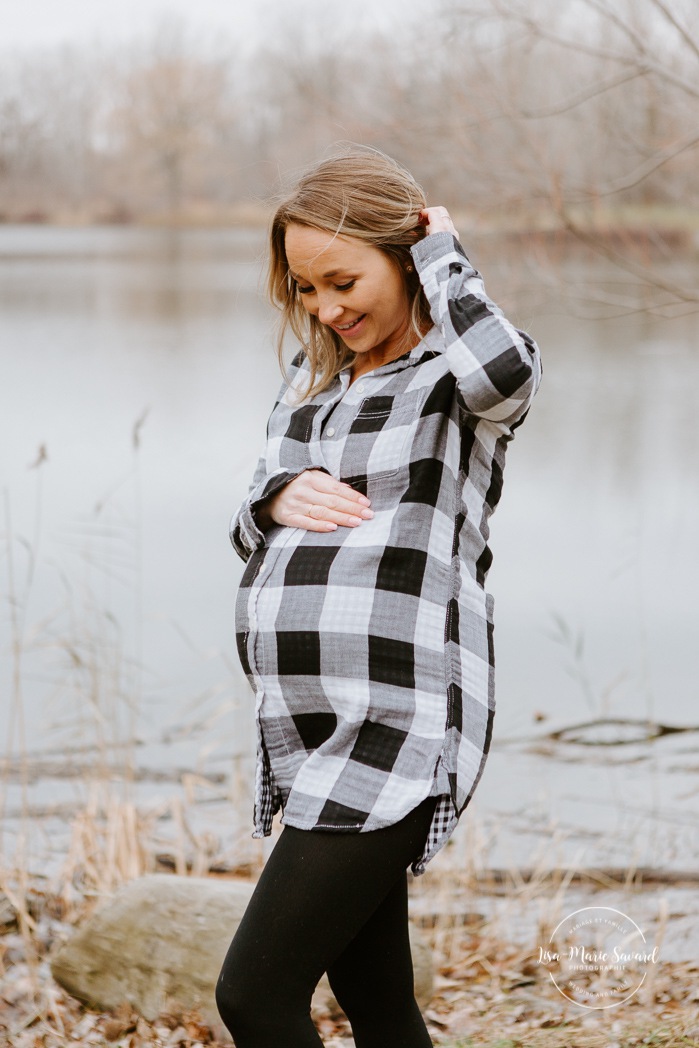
[230,468,307,559]
[410,230,473,271]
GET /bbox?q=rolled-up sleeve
[411,232,542,428]
[229,462,310,562]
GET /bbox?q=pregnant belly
[235,527,450,695]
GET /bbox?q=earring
[406,264,414,273]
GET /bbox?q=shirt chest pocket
[340,393,419,481]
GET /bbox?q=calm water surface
[1,227,698,874]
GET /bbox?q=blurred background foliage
[0,0,696,246]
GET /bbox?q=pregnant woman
[216,146,542,1047]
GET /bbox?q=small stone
[102,1017,132,1041]
[135,1015,153,1038]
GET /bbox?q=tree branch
[520,68,647,118]
[647,0,699,63]
[579,0,651,59]
[573,130,699,199]
[554,203,699,304]
[488,0,699,101]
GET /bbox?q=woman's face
[284,223,412,363]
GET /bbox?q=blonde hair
[267,145,432,402]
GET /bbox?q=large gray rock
[50,874,251,1041]
[50,873,433,1041]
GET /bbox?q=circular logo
[536,906,659,1009]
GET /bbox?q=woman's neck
[348,322,433,385]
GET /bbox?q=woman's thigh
[325,869,413,1005]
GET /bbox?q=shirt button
[326,427,335,436]
[356,382,366,393]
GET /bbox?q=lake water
[1,226,698,878]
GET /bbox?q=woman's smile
[331,314,367,336]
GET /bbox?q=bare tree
[422,0,699,310]
[0,46,104,218]
[107,18,237,218]
[1,0,696,318]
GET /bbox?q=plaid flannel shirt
[230,231,542,875]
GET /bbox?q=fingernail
[358,496,371,506]
[361,508,374,518]
[349,515,362,525]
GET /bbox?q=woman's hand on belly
[257,468,374,533]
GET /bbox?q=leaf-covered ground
[2,882,698,1048]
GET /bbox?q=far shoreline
[1,206,698,269]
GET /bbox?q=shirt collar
[338,324,444,383]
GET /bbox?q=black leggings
[215,794,438,1047]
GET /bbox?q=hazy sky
[2,0,415,51]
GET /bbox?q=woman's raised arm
[412,207,542,430]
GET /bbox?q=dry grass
[1,787,698,1048]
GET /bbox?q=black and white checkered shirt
[230,231,542,875]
